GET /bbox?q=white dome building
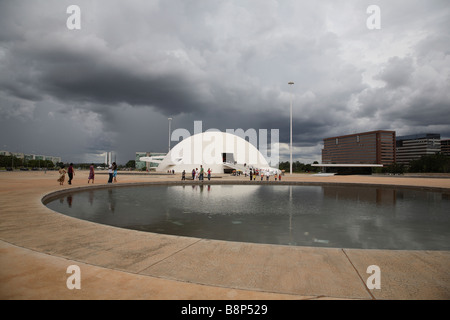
[149,131,277,174]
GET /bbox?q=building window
[357,135,360,143]
[335,138,339,145]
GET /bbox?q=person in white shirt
[107,164,113,183]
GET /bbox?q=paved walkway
[1,171,449,300]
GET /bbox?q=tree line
[279,154,450,174]
[408,153,450,173]
[374,154,450,174]
[3,154,448,173]
[0,155,55,169]
[278,161,321,173]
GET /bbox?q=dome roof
[156,131,271,173]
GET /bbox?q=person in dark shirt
[67,163,75,185]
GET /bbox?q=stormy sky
[1,0,449,164]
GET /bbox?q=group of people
[181,165,212,181]
[248,168,282,181]
[107,162,118,184]
[57,163,76,185]
[57,162,117,185]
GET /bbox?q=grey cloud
[375,56,414,89]
[1,0,449,164]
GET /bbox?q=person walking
[207,168,211,181]
[88,163,95,184]
[67,163,75,185]
[108,163,113,183]
[182,170,186,180]
[199,165,204,181]
[112,162,118,182]
[250,169,253,181]
[192,168,195,180]
[57,166,66,185]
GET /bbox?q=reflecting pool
[45,184,450,250]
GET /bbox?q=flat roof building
[441,139,450,156]
[396,133,441,165]
[135,152,166,170]
[322,130,396,166]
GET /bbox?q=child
[57,166,66,185]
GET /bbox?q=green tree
[278,161,320,173]
[125,160,136,169]
[409,154,450,173]
[0,155,23,168]
[381,163,405,174]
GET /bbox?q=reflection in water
[46,184,450,250]
[88,190,94,206]
[323,186,396,205]
[108,189,115,213]
[288,185,293,244]
[67,195,73,208]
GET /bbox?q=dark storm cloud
[41,61,210,115]
[1,33,211,116]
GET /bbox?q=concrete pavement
[1,171,449,300]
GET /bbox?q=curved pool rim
[42,179,450,204]
[41,180,450,251]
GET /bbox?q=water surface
[46,184,450,250]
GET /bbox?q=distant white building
[104,152,115,166]
[135,152,166,170]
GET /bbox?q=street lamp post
[168,117,172,153]
[288,81,294,175]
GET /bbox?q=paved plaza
[1,171,449,300]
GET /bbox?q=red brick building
[322,130,396,165]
